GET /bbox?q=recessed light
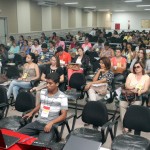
[64,2,78,5]
[84,6,96,9]
[136,5,150,7]
[144,9,150,10]
[98,9,109,11]
[124,0,142,2]
[114,10,125,12]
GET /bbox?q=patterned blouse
[95,69,114,90]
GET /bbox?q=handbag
[121,87,137,103]
[91,83,108,95]
[67,63,80,71]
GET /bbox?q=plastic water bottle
[0,59,2,74]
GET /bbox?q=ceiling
[33,0,150,12]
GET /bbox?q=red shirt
[59,51,71,64]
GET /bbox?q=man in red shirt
[56,46,71,65]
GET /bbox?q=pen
[19,136,34,143]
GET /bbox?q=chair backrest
[0,85,8,104]
[6,66,20,79]
[69,73,86,90]
[15,91,35,112]
[123,105,150,134]
[0,85,8,119]
[82,101,108,127]
[13,54,23,65]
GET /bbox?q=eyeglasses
[133,65,141,69]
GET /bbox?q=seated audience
[69,37,77,51]
[82,37,92,52]
[56,46,71,66]
[7,53,40,101]
[123,32,132,42]
[92,38,104,53]
[49,40,56,55]
[122,43,135,68]
[31,55,65,104]
[7,36,15,47]
[120,61,150,133]
[38,43,52,71]
[100,42,114,58]
[55,36,65,50]
[20,40,30,57]
[18,35,24,49]
[8,41,20,59]
[67,47,89,85]
[111,48,127,82]
[19,72,68,143]
[130,49,150,75]
[31,39,42,55]
[0,44,8,68]
[84,57,114,101]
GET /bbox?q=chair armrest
[0,103,9,108]
[101,121,112,144]
[108,120,118,140]
[30,79,40,88]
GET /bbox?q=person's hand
[18,78,22,81]
[84,82,93,91]
[44,122,53,133]
[98,69,105,73]
[138,90,142,96]
[30,87,37,92]
[22,112,33,120]
[130,89,138,93]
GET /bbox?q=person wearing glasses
[130,49,150,75]
[120,61,150,133]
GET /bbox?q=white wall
[87,12,93,27]
[112,12,150,30]
[17,0,30,33]
[61,6,68,29]
[42,6,52,31]
[75,8,82,28]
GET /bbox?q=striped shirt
[37,89,68,124]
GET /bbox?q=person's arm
[125,74,135,90]
[93,69,104,82]
[44,109,67,132]
[22,103,41,119]
[60,74,64,83]
[41,73,47,82]
[111,49,115,57]
[138,77,150,96]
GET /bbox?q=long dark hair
[137,49,147,66]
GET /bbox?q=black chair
[0,85,9,119]
[0,91,35,131]
[111,105,150,150]
[64,73,87,130]
[13,54,23,66]
[67,101,118,144]
[6,66,20,79]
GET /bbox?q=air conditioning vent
[37,1,57,6]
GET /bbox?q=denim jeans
[7,80,31,100]
[18,121,55,142]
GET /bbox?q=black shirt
[43,65,64,78]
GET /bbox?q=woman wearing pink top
[82,37,92,52]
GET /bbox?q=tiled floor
[6,97,150,149]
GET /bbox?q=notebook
[63,135,102,150]
[0,130,20,149]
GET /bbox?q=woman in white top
[120,61,150,133]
